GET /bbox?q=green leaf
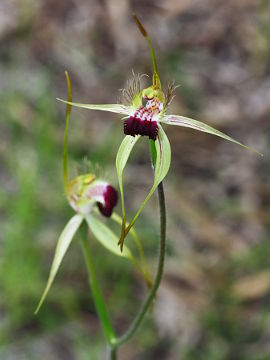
[116,135,141,249]
[57,99,131,116]
[162,114,263,156]
[124,125,171,238]
[35,214,83,314]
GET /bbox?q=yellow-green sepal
[162,115,263,157]
[116,135,141,250]
[85,214,133,259]
[85,214,150,285]
[57,99,131,116]
[122,125,171,242]
[35,214,84,314]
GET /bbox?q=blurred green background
[1,0,270,359]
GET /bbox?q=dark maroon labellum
[97,185,118,217]
[124,116,158,141]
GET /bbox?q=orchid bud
[68,174,118,217]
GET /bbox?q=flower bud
[67,174,118,217]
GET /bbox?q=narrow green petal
[162,114,263,156]
[124,126,171,238]
[57,99,131,116]
[116,135,141,250]
[35,214,83,314]
[85,215,132,259]
[86,214,151,286]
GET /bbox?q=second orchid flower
[35,71,151,314]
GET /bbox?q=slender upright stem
[80,226,117,347]
[63,71,72,195]
[113,181,166,347]
[81,141,166,356]
[81,181,166,354]
[108,346,117,360]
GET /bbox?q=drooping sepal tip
[35,214,84,314]
[63,71,72,195]
[115,135,141,251]
[65,71,72,117]
[118,232,125,253]
[132,12,147,37]
[162,114,263,157]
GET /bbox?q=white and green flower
[58,14,261,250]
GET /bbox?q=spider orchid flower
[35,72,151,314]
[58,15,262,251]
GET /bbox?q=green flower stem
[109,347,117,360]
[63,71,72,195]
[149,139,157,166]
[80,226,117,347]
[80,140,166,357]
[113,180,166,348]
[110,212,152,288]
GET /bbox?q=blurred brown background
[0,0,270,359]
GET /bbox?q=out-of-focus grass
[0,88,74,335]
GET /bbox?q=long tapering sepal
[63,71,72,194]
[57,99,131,116]
[35,214,84,314]
[119,126,171,249]
[116,135,141,251]
[162,114,263,156]
[85,214,151,286]
[132,13,161,91]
